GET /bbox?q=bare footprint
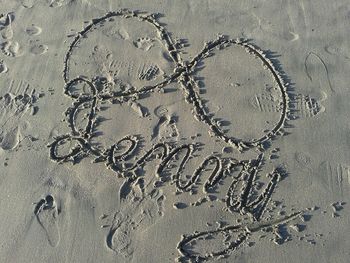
[0,13,14,40]
[21,0,36,8]
[0,60,8,74]
[107,219,134,258]
[0,82,40,151]
[30,44,48,55]
[47,0,71,8]
[106,180,165,257]
[34,195,60,247]
[325,44,350,60]
[1,26,13,40]
[1,41,23,57]
[133,37,154,51]
[0,126,21,150]
[0,13,12,28]
[128,101,149,118]
[151,111,179,141]
[118,28,130,40]
[26,25,42,36]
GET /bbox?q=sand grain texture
[0,1,349,262]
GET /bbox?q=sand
[0,1,349,262]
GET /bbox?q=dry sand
[0,0,349,262]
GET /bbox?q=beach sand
[0,1,349,262]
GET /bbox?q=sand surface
[0,1,349,262]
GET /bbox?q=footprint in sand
[1,41,23,57]
[0,60,8,74]
[21,0,71,8]
[106,219,134,258]
[282,51,332,120]
[0,126,21,150]
[292,93,326,118]
[47,0,71,8]
[0,80,40,146]
[25,25,42,36]
[34,195,60,247]
[0,13,14,40]
[0,13,13,29]
[106,181,165,258]
[21,0,36,8]
[0,13,26,58]
[1,25,13,40]
[133,37,154,51]
[304,51,334,93]
[151,106,179,141]
[30,44,48,55]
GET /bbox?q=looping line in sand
[48,8,302,261]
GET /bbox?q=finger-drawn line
[177,211,302,261]
[226,153,281,221]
